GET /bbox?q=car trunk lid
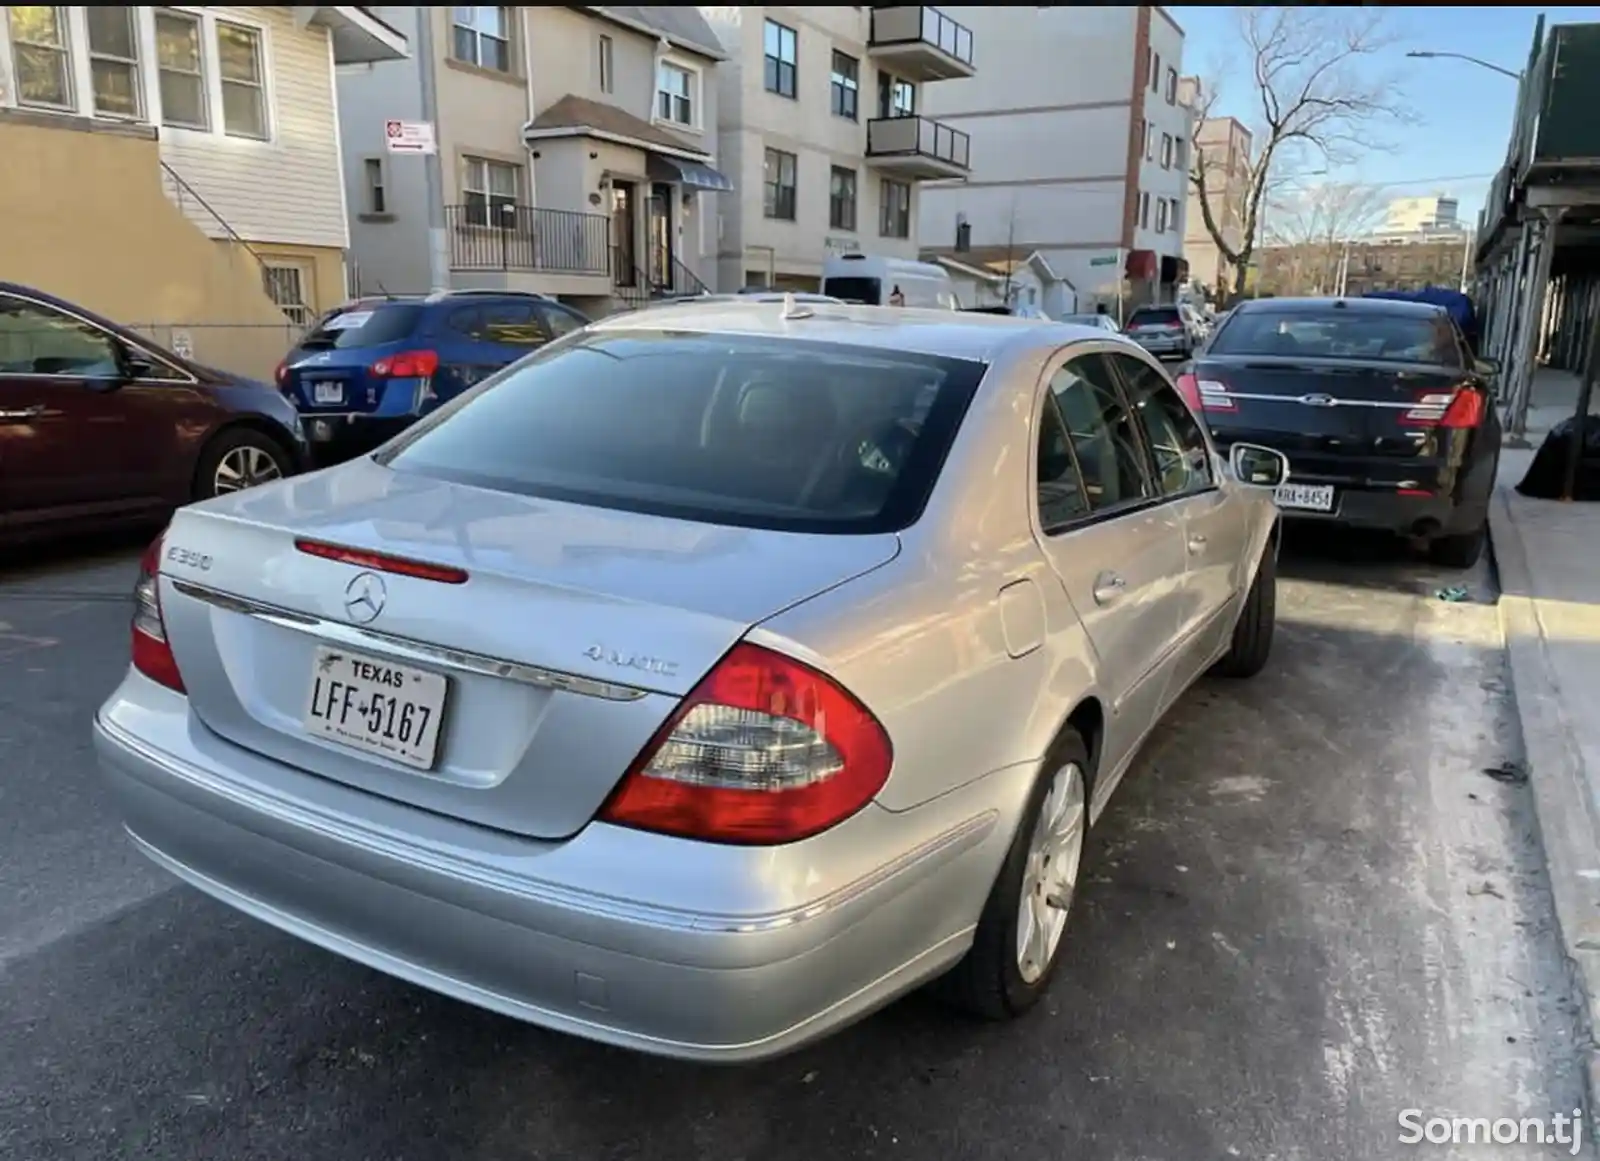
[1194,354,1469,475]
[157,459,900,839]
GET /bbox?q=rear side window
[378,331,986,534]
[822,276,881,305]
[1048,353,1153,512]
[1111,353,1212,496]
[1209,307,1463,367]
[298,303,423,350]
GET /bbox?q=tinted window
[1048,353,1152,512]
[1036,396,1089,528]
[1209,307,1463,367]
[298,303,423,350]
[1111,353,1211,496]
[0,297,120,375]
[1127,307,1181,327]
[474,302,549,348]
[822,276,881,305]
[379,331,985,534]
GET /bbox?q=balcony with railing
[866,115,970,180]
[867,6,975,81]
[445,204,611,280]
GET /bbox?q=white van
[821,254,958,310]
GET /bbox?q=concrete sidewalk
[1489,366,1600,1106]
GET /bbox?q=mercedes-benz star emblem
[1299,393,1338,408]
[343,571,387,624]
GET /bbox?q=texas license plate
[310,379,344,404]
[303,646,448,770]
[1274,483,1335,512]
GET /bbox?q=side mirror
[1474,356,1500,377]
[1229,443,1290,488]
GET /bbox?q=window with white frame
[879,178,910,239]
[462,157,520,227]
[7,5,73,110]
[263,262,314,326]
[1160,132,1172,169]
[656,60,693,127]
[1139,190,1149,229]
[216,20,266,139]
[1143,120,1154,161]
[453,6,511,73]
[1155,197,1169,233]
[155,8,208,130]
[87,7,142,118]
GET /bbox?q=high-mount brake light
[294,539,469,584]
[130,532,186,692]
[600,642,894,845]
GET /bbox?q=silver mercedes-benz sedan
[95,299,1289,1063]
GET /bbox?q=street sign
[1089,255,1118,267]
[384,119,436,155]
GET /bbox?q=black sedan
[1176,296,1500,568]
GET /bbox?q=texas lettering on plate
[303,646,448,770]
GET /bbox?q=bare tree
[1188,7,1412,299]
[1262,181,1387,294]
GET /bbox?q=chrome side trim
[169,579,649,703]
[1222,390,1421,410]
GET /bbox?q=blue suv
[275,290,590,464]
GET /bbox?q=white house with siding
[0,5,406,375]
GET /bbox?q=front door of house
[647,182,674,292]
[612,182,636,288]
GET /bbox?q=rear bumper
[1130,335,1190,357]
[93,672,1023,1062]
[1278,488,1486,538]
[300,413,413,465]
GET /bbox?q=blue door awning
[648,155,734,193]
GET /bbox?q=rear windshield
[821,276,881,305]
[1128,308,1180,326]
[297,303,424,351]
[377,330,986,534]
[1209,307,1463,367]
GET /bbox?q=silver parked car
[95,302,1289,1063]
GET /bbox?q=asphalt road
[0,530,1590,1161]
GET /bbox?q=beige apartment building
[698,5,976,291]
[1183,103,1252,299]
[338,6,727,312]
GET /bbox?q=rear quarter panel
[751,340,1101,813]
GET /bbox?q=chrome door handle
[0,405,44,422]
[1188,534,1208,554]
[1092,573,1127,605]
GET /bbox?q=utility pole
[999,205,1016,310]
[416,10,449,293]
[1458,229,1474,294]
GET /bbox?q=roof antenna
[780,291,812,320]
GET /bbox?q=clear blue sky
[1174,6,1596,224]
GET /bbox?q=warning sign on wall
[384,119,436,155]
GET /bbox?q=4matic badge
[583,644,678,678]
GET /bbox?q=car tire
[934,728,1091,1021]
[1428,524,1486,569]
[192,427,294,502]
[1213,541,1276,679]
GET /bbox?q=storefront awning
[648,155,734,193]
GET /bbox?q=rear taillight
[273,360,289,387]
[131,533,186,693]
[1176,371,1236,413]
[370,349,440,379]
[600,642,893,845]
[1405,386,1485,428]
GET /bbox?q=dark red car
[0,281,309,546]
